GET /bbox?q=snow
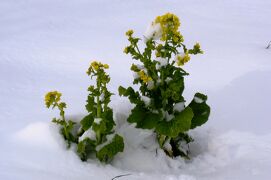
[133,72,139,79]
[96,134,115,151]
[144,22,162,42]
[141,95,151,106]
[156,57,168,69]
[94,118,102,124]
[147,80,155,90]
[193,97,204,104]
[1,0,271,179]
[173,102,185,112]
[165,77,173,83]
[79,128,96,141]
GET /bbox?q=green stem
[97,82,101,118]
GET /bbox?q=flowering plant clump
[45,91,77,147]
[119,13,210,158]
[45,61,124,163]
[78,61,124,162]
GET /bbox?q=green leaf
[101,108,115,133]
[92,119,107,135]
[189,93,210,129]
[128,105,160,129]
[96,134,124,162]
[118,86,141,104]
[86,95,96,113]
[77,138,96,161]
[80,114,94,131]
[156,107,194,138]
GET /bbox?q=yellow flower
[195,42,201,49]
[87,61,109,75]
[125,29,134,37]
[154,13,181,42]
[103,64,109,69]
[138,70,152,83]
[176,53,190,66]
[91,61,100,71]
[45,91,62,108]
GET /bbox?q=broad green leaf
[85,95,96,113]
[101,108,115,133]
[80,114,94,131]
[96,134,124,162]
[92,120,107,134]
[189,93,210,129]
[77,138,96,161]
[128,105,160,129]
[156,107,194,138]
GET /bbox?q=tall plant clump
[45,61,124,163]
[119,13,210,158]
[78,61,124,162]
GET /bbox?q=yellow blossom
[45,91,62,108]
[125,29,134,37]
[91,61,100,71]
[154,13,181,42]
[103,64,109,69]
[87,61,109,75]
[138,70,152,83]
[176,53,190,66]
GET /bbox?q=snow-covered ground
[0,0,271,179]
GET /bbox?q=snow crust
[79,128,96,141]
[173,102,185,112]
[193,97,204,104]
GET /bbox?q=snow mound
[2,105,270,180]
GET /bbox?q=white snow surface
[1,0,271,179]
[79,128,96,141]
[156,57,168,69]
[193,97,204,104]
[173,102,185,112]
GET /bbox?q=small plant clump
[45,61,124,163]
[119,13,210,158]
[45,91,77,147]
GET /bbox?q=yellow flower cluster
[87,61,109,75]
[176,53,190,66]
[45,91,62,108]
[138,70,152,83]
[155,13,182,42]
[125,29,134,37]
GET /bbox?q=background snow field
[0,0,271,179]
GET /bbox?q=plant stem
[97,81,101,118]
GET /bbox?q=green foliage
[77,138,96,161]
[155,107,193,138]
[120,13,210,158]
[77,61,124,162]
[189,93,210,129]
[96,134,124,162]
[127,105,161,129]
[45,61,124,163]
